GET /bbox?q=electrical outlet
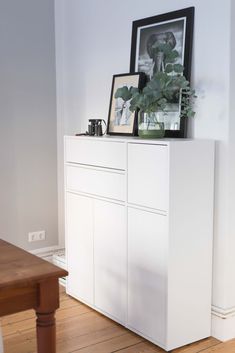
[28,230,46,242]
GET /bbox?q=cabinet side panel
[66,192,94,305]
[167,141,214,350]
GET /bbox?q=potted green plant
[115,45,196,138]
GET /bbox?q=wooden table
[0,239,68,353]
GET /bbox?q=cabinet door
[94,200,126,323]
[128,143,168,211]
[128,207,167,345]
[66,192,94,305]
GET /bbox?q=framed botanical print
[107,72,145,135]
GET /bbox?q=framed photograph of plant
[130,7,194,137]
[107,72,145,135]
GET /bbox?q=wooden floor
[1,286,235,353]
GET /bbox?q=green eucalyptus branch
[114,47,197,119]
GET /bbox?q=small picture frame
[130,7,194,137]
[107,72,145,136]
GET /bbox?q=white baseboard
[30,245,67,287]
[212,305,235,341]
[30,245,65,262]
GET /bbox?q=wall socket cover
[28,230,46,242]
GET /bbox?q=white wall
[0,0,58,250]
[225,0,235,307]
[55,0,235,340]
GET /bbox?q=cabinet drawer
[128,143,168,211]
[66,165,125,201]
[65,137,125,170]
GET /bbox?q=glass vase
[138,112,165,138]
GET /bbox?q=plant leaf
[173,64,184,73]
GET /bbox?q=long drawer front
[65,138,126,170]
[66,165,125,201]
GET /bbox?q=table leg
[35,279,59,353]
[36,311,56,353]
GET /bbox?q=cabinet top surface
[65,135,213,146]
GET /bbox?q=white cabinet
[94,200,126,323]
[64,136,214,351]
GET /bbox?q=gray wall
[0,0,58,250]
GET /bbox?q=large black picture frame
[130,7,194,138]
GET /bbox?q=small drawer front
[66,165,125,201]
[65,138,125,170]
[128,143,168,211]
